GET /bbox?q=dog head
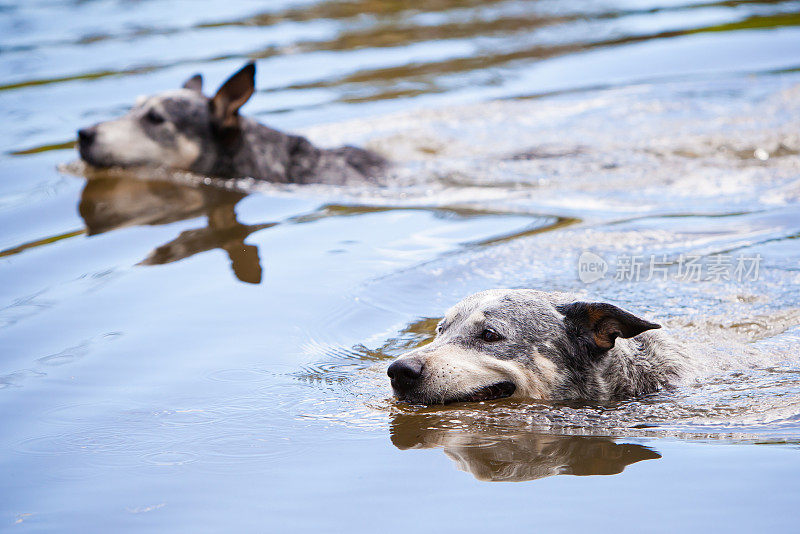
[387,289,660,404]
[77,63,256,173]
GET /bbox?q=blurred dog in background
[77,63,386,184]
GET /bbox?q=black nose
[78,127,96,145]
[387,358,424,392]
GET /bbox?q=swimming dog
[388,289,690,404]
[77,63,386,184]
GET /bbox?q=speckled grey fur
[389,289,692,404]
[78,63,387,184]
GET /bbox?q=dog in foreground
[388,289,690,404]
[77,63,386,184]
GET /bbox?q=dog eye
[144,109,165,125]
[479,328,504,342]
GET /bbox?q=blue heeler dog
[388,289,691,404]
[77,63,386,184]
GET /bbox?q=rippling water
[1,0,800,531]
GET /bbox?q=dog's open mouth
[450,381,516,403]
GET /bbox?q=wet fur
[389,289,691,404]
[78,64,386,184]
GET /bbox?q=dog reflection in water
[390,413,660,482]
[79,174,273,284]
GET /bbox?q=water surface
[1,0,800,531]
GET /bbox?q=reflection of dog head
[77,63,385,183]
[388,289,686,405]
[390,413,661,482]
[78,175,269,284]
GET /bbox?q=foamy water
[2,0,800,530]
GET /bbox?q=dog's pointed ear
[558,302,660,351]
[182,74,203,93]
[210,62,255,128]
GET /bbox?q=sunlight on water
[1,0,800,531]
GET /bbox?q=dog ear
[210,62,255,128]
[182,74,203,93]
[558,302,660,351]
